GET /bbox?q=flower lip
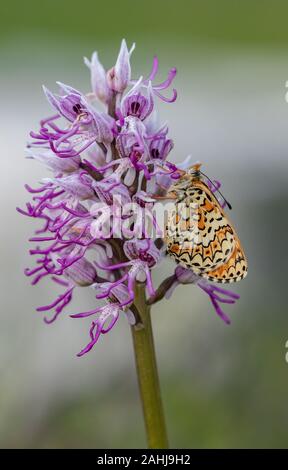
[131,56,178,103]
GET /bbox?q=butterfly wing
[201,238,247,283]
[165,180,247,283]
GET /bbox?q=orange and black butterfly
[164,163,247,283]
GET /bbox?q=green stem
[131,283,169,449]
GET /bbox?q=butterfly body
[165,167,247,283]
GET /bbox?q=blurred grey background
[0,0,288,448]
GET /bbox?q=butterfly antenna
[200,171,232,210]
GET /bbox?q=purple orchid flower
[107,39,135,93]
[84,51,112,105]
[71,283,135,356]
[32,84,114,160]
[155,266,240,325]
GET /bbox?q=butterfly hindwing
[165,180,247,283]
[201,238,247,283]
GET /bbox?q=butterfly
[164,163,247,283]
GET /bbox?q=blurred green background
[1,0,288,448]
